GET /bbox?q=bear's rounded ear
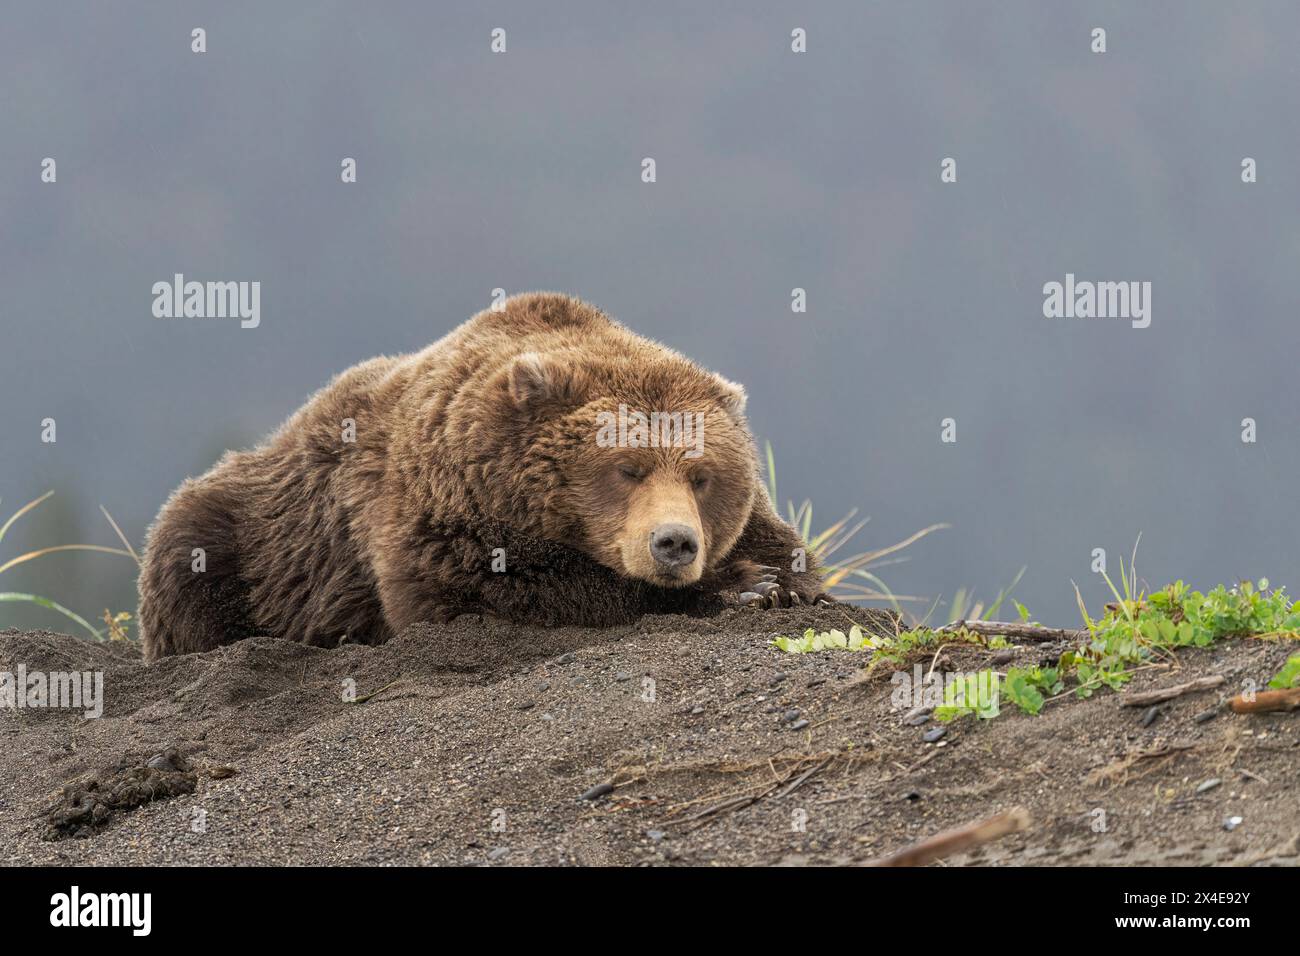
[713,374,747,421]
[508,352,576,409]
[507,352,551,407]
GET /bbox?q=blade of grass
[764,441,778,506]
[0,592,103,640]
[848,556,911,571]
[1098,565,1128,616]
[828,582,925,604]
[809,510,868,558]
[917,594,945,628]
[1129,533,1142,600]
[821,523,949,574]
[99,505,141,567]
[0,544,136,577]
[1071,580,1095,631]
[949,587,970,623]
[981,566,1027,620]
[0,490,55,545]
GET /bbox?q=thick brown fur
[139,293,825,660]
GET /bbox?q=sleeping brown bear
[138,293,829,660]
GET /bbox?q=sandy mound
[1,606,1297,866]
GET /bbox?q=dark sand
[2,606,1297,866]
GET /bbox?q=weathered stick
[1120,674,1225,707]
[866,806,1031,867]
[939,620,1089,643]
[346,677,402,705]
[1230,687,1300,714]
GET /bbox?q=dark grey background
[3,1,1297,634]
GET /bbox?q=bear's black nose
[650,523,699,568]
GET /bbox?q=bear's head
[503,349,758,588]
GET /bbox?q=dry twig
[938,620,1089,643]
[1230,687,1300,714]
[866,806,1031,867]
[1119,675,1224,707]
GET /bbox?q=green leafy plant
[1072,574,1300,698]
[933,670,1001,722]
[867,626,1011,671]
[774,563,1300,723]
[773,622,1010,668]
[0,491,139,640]
[1268,654,1300,690]
[772,624,872,654]
[1036,575,1300,708]
[1002,666,1063,716]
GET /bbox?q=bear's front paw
[736,565,833,609]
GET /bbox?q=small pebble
[555,652,577,665]
[903,706,932,727]
[690,706,705,716]
[991,650,1016,666]
[488,847,510,861]
[923,727,946,743]
[615,672,631,682]
[783,708,801,723]
[1196,778,1222,794]
[646,830,666,843]
[1141,706,1160,727]
[1223,816,1243,832]
[788,719,810,731]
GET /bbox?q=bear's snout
[649,523,699,569]
[615,472,706,586]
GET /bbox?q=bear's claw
[738,583,833,610]
[715,559,831,610]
